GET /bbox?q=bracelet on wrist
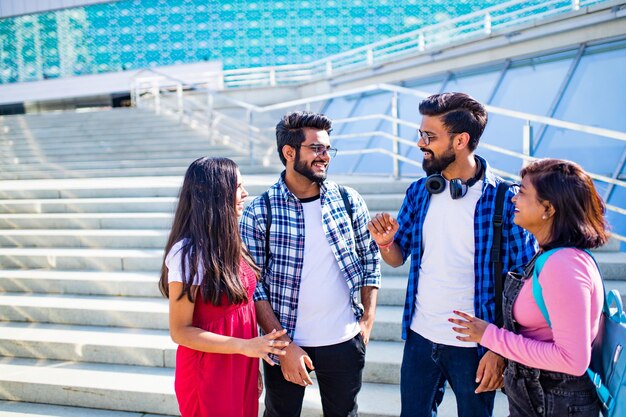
[377,240,394,249]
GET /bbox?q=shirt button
[536,406,543,414]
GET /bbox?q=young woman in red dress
[159,157,288,417]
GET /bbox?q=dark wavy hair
[158,157,259,305]
[418,92,487,151]
[276,110,332,166]
[520,159,609,250]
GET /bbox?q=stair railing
[130,71,626,242]
[216,0,611,88]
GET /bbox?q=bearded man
[367,93,537,417]
[240,110,381,417]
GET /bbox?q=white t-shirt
[293,196,360,347]
[410,180,482,347]
[166,239,203,285]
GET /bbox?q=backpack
[260,185,353,274]
[491,180,515,327]
[532,248,626,417]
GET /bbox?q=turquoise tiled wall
[0,0,502,84]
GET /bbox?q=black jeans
[504,361,599,417]
[263,334,366,417]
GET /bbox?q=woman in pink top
[158,157,289,416]
[449,159,608,417]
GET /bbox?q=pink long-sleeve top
[481,248,603,376]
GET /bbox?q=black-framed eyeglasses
[417,129,460,145]
[297,144,338,158]
[417,129,438,145]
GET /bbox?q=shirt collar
[277,170,328,201]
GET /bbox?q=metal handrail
[131,68,626,242]
[216,0,611,88]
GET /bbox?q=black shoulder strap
[492,180,514,327]
[262,191,271,275]
[262,186,352,275]
[338,185,353,225]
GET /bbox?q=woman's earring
[542,214,548,220]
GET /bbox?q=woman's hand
[241,329,290,365]
[449,310,489,343]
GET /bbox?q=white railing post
[176,83,183,122]
[484,13,492,35]
[522,120,532,167]
[130,81,138,108]
[207,91,215,145]
[247,110,254,164]
[418,32,425,52]
[152,81,160,115]
[269,69,277,86]
[572,0,581,11]
[391,91,400,179]
[325,60,333,77]
[366,48,374,66]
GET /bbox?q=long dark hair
[158,157,260,305]
[520,159,609,250]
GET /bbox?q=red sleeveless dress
[174,259,259,417]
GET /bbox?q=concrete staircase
[0,108,623,417]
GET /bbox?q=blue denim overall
[501,263,599,417]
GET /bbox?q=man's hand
[279,342,314,387]
[367,212,399,246]
[475,351,505,393]
[358,314,374,345]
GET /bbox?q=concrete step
[0,155,251,172]
[0,292,403,341]
[0,268,406,305]
[0,164,283,180]
[0,197,179,214]
[0,212,172,229]
[0,293,168,329]
[0,357,177,415]
[0,322,403,384]
[0,175,413,199]
[0,142,226,159]
[0,401,172,417]
[0,248,163,271]
[0,357,509,417]
[0,246,410,275]
[0,126,206,142]
[0,270,162,297]
[0,229,169,248]
[0,322,175,368]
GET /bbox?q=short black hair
[275,111,332,166]
[418,92,487,151]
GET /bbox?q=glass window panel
[443,71,500,103]
[490,58,572,115]
[553,46,626,131]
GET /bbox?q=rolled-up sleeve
[394,182,418,264]
[351,190,381,288]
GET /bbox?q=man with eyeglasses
[368,93,536,417]
[240,110,381,417]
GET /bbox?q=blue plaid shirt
[394,156,537,345]
[240,172,381,340]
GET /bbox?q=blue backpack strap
[531,248,563,327]
[532,248,616,412]
[261,191,271,275]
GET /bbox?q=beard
[422,144,456,176]
[294,150,327,183]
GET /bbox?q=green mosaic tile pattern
[0,0,515,84]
